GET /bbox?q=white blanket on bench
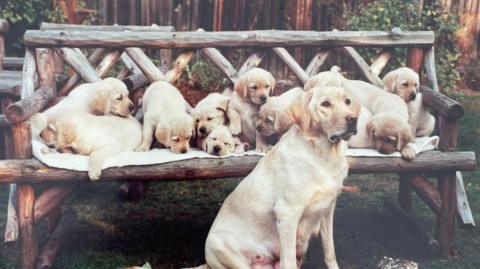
[31,136,439,172]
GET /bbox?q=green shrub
[344,0,461,91]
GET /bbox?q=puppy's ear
[397,127,413,151]
[382,70,398,92]
[155,124,171,147]
[273,111,292,133]
[234,77,248,98]
[366,121,375,143]
[286,92,312,131]
[216,98,230,113]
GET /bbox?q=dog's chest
[240,105,259,143]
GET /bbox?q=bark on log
[406,174,442,213]
[34,186,74,222]
[125,47,164,82]
[17,185,38,269]
[273,47,309,84]
[424,46,440,92]
[35,49,56,90]
[0,151,474,184]
[40,22,174,32]
[421,86,464,120]
[305,50,331,77]
[370,49,393,76]
[21,50,37,99]
[56,48,101,83]
[407,47,424,74]
[36,210,78,269]
[95,50,120,78]
[24,30,436,48]
[5,87,55,124]
[238,52,264,75]
[340,46,384,88]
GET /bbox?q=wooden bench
[0,24,476,269]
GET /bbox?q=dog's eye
[116,95,123,101]
[265,84,270,88]
[207,117,213,121]
[195,119,199,123]
[172,137,180,142]
[402,82,408,87]
[212,137,217,141]
[251,85,258,90]
[321,101,331,107]
[345,98,351,105]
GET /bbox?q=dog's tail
[181,264,209,269]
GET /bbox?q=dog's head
[256,97,292,136]
[383,67,419,103]
[286,86,359,143]
[234,68,275,105]
[202,125,237,156]
[192,97,229,138]
[93,78,134,117]
[155,113,195,154]
[39,115,76,152]
[366,114,413,154]
[304,71,343,91]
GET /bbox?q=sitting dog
[306,68,415,159]
[199,86,358,269]
[383,67,435,137]
[227,67,275,151]
[255,87,304,151]
[135,81,194,153]
[191,93,230,148]
[40,111,142,181]
[31,77,134,136]
[200,125,246,156]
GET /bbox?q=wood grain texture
[273,47,309,84]
[24,30,436,48]
[305,50,331,76]
[340,46,384,88]
[421,86,464,120]
[237,52,264,75]
[56,48,101,83]
[370,49,393,76]
[124,47,164,82]
[34,186,74,222]
[407,174,442,213]
[424,46,440,92]
[35,48,57,90]
[17,185,37,269]
[5,87,55,124]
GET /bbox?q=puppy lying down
[200,125,248,156]
[40,111,142,181]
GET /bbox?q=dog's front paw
[88,168,102,181]
[229,123,241,135]
[401,145,416,160]
[235,142,250,153]
[135,143,151,152]
[255,144,272,153]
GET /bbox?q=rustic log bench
[0,24,476,269]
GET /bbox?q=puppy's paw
[235,142,250,153]
[255,144,272,153]
[88,169,102,181]
[229,123,241,135]
[401,145,416,160]
[41,147,52,154]
[135,143,151,152]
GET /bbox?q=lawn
[0,96,479,269]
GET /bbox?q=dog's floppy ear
[155,123,171,147]
[396,127,413,151]
[273,111,293,133]
[382,70,398,92]
[234,76,248,98]
[90,83,111,115]
[286,91,312,131]
[216,98,230,113]
[366,121,375,143]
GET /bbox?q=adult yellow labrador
[198,85,358,269]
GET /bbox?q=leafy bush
[344,0,461,91]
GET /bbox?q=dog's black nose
[213,145,221,153]
[256,125,263,132]
[259,96,267,103]
[199,127,206,134]
[410,92,417,101]
[346,115,357,126]
[180,148,187,154]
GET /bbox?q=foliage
[344,0,461,91]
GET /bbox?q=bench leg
[17,184,38,269]
[437,171,457,258]
[398,174,413,212]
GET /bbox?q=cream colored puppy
[383,67,435,137]
[227,68,275,151]
[200,86,358,269]
[32,78,134,135]
[40,112,142,181]
[200,125,246,156]
[135,81,194,154]
[348,106,374,148]
[192,93,230,147]
[255,87,304,150]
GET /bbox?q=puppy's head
[96,78,134,117]
[383,67,419,102]
[304,71,343,91]
[367,114,413,154]
[203,125,237,156]
[192,99,229,138]
[234,68,275,105]
[256,97,292,136]
[286,86,359,143]
[39,116,75,151]
[155,113,195,154]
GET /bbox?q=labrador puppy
[255,87,304,151]
[383,67,435,137]
[200,125,246,156]
[306,68,415,159]
[192,93,230,147]
[227,67,275,150]
[198,86,358,269]
[40,111,142,181]
[31,77,134,136]
[135,81,194,154]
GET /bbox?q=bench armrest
[421,86,464,120]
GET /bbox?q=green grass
[0,96,479,269]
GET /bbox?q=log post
[398,173,413,212]
[56,48,101,83]
[2,97,16,243]
[34,186,74,223]
[273,47,309,84]
[407,47,424,75]
[436,116,458,258]
[124,47,164,82]
[406,175,442,214]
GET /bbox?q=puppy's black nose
[346,115,358,126]
[256,125,263,132]
[213,145,221,153]
[129,104,135,111]
[199,127,206,134]
[410,92,417,101]
[180,148,187,154]
[259,96,267,103]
